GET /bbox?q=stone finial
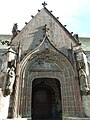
[45,24,49,31]
[31,15,34,18]
[43,24,49,36]
[56,17,59,19]
[50,10,53,12]
[38,9,41,12]
[42,1,47,7]
[64,25,67,27]
[25,22,28,25]
[71,32,73,35]
[11,23,18,41]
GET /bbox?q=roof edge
[44,7,80,45]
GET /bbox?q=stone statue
[7,67,15,91]
[11,23,18,40]
[75,50,90,92]
[3,66,15,96]
[79,68,89,92]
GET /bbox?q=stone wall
[4,117,90,120]
[82,95,90,117]
[63,117,90,120]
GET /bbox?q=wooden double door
[32,86,52,119]
[32,78,62,120]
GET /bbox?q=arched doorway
[32,78,62,120]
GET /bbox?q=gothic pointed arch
[17,36,83,118]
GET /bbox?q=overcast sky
[0,0,90,37]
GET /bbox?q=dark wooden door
[32,87,52,119]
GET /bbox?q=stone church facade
[0,3,90,120]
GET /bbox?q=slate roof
[79,37,90,52]
[0,34,11,40]
[0,34,11,49]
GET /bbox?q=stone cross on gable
[42,1,47,7]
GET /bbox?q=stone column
[12,43,21,118]
[12,62,20,118]
[27,80,32,118]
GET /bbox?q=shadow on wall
[28,26,44,51]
